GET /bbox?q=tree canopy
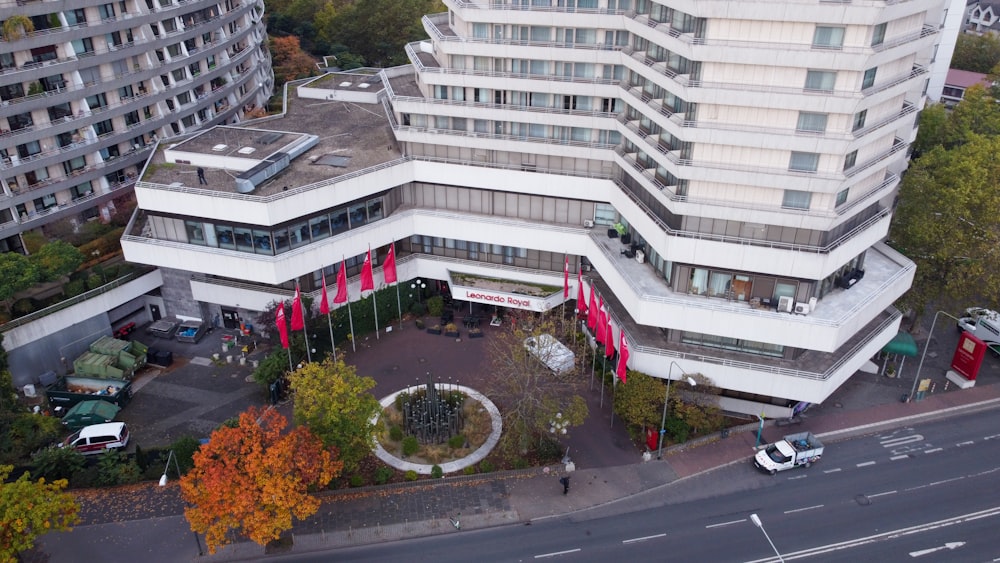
[268,36,318,85]
[951,33,1000,74]
[891,90,1000,324]
[31,240,84,282]
[288,357,380,473]
[483,312,587,457]
[180,407,341,554]
[0,465,79,562]
[0,252,39,305]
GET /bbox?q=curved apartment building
[0,0,273,253]
[116,0,951,417]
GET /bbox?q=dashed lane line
[622,533,666,544]
[857,461,877,468]
[535,548,581,558]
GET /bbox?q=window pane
[789,152,819,172]
[805,70,836,92]
[253,229,273,254]
[234,227,253,252]
[871,23,887,47]
[812,26,844,48]
[216,225,235,250]
[349,203,367,227]
[782,190,812,210]
[836,188,849,206]
[331,209,348,234]
[862,67,877,89]
[843,150,858,171]
[796,112,827,133]
[309,215,331,240]
[852,110,867,132]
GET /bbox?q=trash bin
[721,428,730,439]
[901,393,909,403]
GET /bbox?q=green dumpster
[59,400,121,431]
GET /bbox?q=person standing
[197,167,207,185]
[559,476,570,495]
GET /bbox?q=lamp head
[158,474,168,487]
[686,377,697,387]
[750,513,762,528]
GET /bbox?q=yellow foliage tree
[0,465,79,563]
[180,407,341,554]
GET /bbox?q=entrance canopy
[882,332,918,357]
[448,272,564,312]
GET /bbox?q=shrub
[402,435,419,457]
[374,466,393,485]
[96,449,141,486]
[134,445,148,471]
[513,458,529,470]
[389,426,404,442]
[64,279,87,297]
[349,474,365,487]
[86,274,103,290]
[430,464,443,479]
[71,465,100,488]
[447,435,465,449]
[12,299,34,315]
[478,460,495,473]
[404,470,418,481]
[463,466,476,475]
[410,302,427,316]
[426,296,444,317]
[31,446,86,481]
[170,435,203,473]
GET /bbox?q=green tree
[483,311,588,457]
[951,33,1000,73]
[0,465,79,562]
[31,240,84,282]
[0,252,40,311]
[327,0,441,66]
[613,370,667,430]
[31,447,86,482]
[890,135,1000,326]
[288,357,380,473]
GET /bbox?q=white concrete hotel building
[0,0,273,254]
[121,0,952,417]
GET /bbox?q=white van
[61,422,130,455]
[524,334,576,375]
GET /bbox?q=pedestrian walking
[559,476,570,495]
[197,167,207,185]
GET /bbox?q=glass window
[782,190,812,210]
[796,112,827,133]
[871,23,887,47]
[185,221,206,244]
[216,225,234,249]
[708,272,732,297]
[309,215,331,240]
[288,221,308,248]
[862,67,877,90]
[253,229,273,254]
[773,282,796,301]
[330,209,348,234]
[689,268,708,295]
[273,228,289,253]
[804,70,836,92]
[843,150,858,171]
[233,227,253,252]
[349,203,367,227]
[836,188,849,207]
[812,26,844,48]
[367,197,383,221]
[789,152,819,172]
[852,110,867,132]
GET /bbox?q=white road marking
[622,533,666,544]
[880,434,924,448]
[909,541,965,557]
[535,549,581,558]
[928,476,964,487]
[788,475,808,480]
[705,519,745,529]
[956,441,974,447]
[984,434,1000,440]
[823,468,842,473]
[868,490,897,498]
[857,461,876,467]
[890,455,909,461]
[924,448,943,454]
[784,504,823,514]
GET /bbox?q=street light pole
[158,450,204,556]
[750,513,784,563]
[657,361,696,460]
[908,310,959,403]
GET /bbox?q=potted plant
[444,323,460,338]
[426,324,442,335]
[2,15,34,41]
[468,327,483,339]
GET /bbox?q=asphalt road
[274,410,1000,562]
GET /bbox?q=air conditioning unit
[583,219,595,228]
[634,249,645,264]
[777,295,794,313]
[793,302,810,315]
[581,264,592,272]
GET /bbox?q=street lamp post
[908,310,959,403]
[159,450,204,556]
[657,361,697,459]
[749,513,784,562]
[410,279,426,305]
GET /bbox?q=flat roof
[142,74,402,197]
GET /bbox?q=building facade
[0,0,273,254]
[122,0,951,417]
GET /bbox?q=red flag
[587,286,598,330]
[596,298,606,345]
[334,260,348,304]
[383,243,397,284]
[563,255,569,299]
[319,271,330,315]
[290,284,304,331]
[275,304,289,349]
[616,332,629,383]
[576,271,586,318]
[605,313,615,358]
[360,249,374,292]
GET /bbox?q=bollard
[239,357,246,366]
[226,355,233,364]
[251,359,259,368]
[222,343,228,354]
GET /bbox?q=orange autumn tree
[269,35,317,85]
[180,407,342,554]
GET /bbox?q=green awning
[882,332,918,357]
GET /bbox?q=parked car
[61,422,130,455]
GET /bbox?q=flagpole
[326,311,336,362]
[610,377,616,429]
[297,282,311,364]
[367,246,380,340]
[347,300,356,352]
[599,312,605,408]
